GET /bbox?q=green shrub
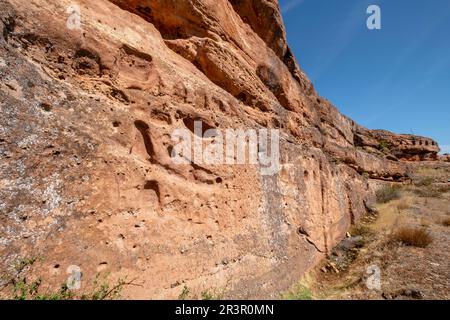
[11,273,128,300]
[376,186,401,203]
[378,140,391,153]
[178,285,190,300]
[201,290,214,300]
[81,274,127,300]
[282,284,313,300]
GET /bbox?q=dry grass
[414,167,447,180]
[420,217,432,227]
[376,186,401,203]
[413,186,442,198]
[396,199,410,211]
[391,227,432,248]
[437,185,450,194]
[441,218,450,227]
[350,224,373,237]
[414,176,434,187]
[413,167,450,184]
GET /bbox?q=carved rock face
[0,0,440,298]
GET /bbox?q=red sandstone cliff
[0,0,441,298]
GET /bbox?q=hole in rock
[41,102,52,112]
[144,180,161,202]
[134,120,155,159]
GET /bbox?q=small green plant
[35,284,74,300]
[9,272,131,300]
[12,278,72,300]
[13,278,41,300]
[14,257,39,273]
[178,285,190,300]
[201,290,214,300]
[282,283,313,300]
[200,287,227,300]
[81,274,128,300]
[378,140,391,153]
[376,185,401,203]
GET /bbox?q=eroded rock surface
[355,127,440,162]
[0,0,441,298]
[439,154,450,163]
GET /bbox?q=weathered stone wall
[0,0,439,298]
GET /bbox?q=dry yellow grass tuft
[396,199,410,211]
[420,217,432,227]
[414,176,433,187]
[391,227,432,248]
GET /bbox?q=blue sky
[279,0,450,154]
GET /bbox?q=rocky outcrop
[0,0,439,298]
[439,154,450,162]
[355,127,440,161]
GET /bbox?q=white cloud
[439,145,450,155]
[281,0,305,14]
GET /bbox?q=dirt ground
[293,163,450,300]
